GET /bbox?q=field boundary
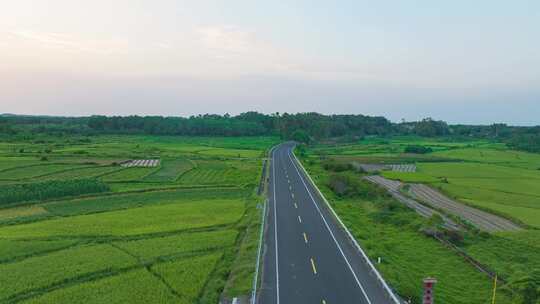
[292,146,402,304]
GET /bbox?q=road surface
[258,143,397,304]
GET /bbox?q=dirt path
[364,176,459,230]
[408,184,521,232]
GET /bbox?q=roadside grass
[222,194,264,298]
[463,230,540,280]
[143,158,194,182]
[303,137,540,303]
[301,158,504,303]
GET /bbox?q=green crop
[0,199,244,239]
[22,268,178,304]
[114,230,237,262]
[0,179,110,206]
[151,253,223,304]
[0,244,137,301]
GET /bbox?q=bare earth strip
[408,184,522,232]
[353,163,416,173]
[364,176,459,230]
[121,160,161,168]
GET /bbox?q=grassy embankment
[301,137,540,303]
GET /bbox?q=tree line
[1,113,539,152]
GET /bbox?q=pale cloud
[4,30,130,55]
[197,25,258,54]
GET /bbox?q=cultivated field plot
[143,158,193,182]
[408,184,520,232]
[100,167,156,182]
[0,135,274,303]
[0,164,91,181]
[178,159,260,186]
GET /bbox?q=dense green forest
[1,113,539,152]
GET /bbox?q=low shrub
[322,159,352,172]
[327,173,386,199]
[404,145,433,154]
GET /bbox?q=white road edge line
[273,147,280,304]
[287,148,373,304]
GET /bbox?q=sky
[1,0,539,125]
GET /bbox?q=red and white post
[423,278,437,304]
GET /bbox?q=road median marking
[310,258,317,274]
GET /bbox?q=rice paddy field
[301,136,540,303]
[0,135,278,303]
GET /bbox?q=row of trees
[1,113,539,152]
[1,112,397,140]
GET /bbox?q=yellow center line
[303,232,308,243]
[294,203,298,209]
[298,215,302,223]
[310,258,317,274]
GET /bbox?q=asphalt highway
[258,143,397,304]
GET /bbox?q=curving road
[258,143,398,304]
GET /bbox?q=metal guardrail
[291,150,402,304]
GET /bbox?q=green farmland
[0,135,277,303]
[301,136,540,304]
